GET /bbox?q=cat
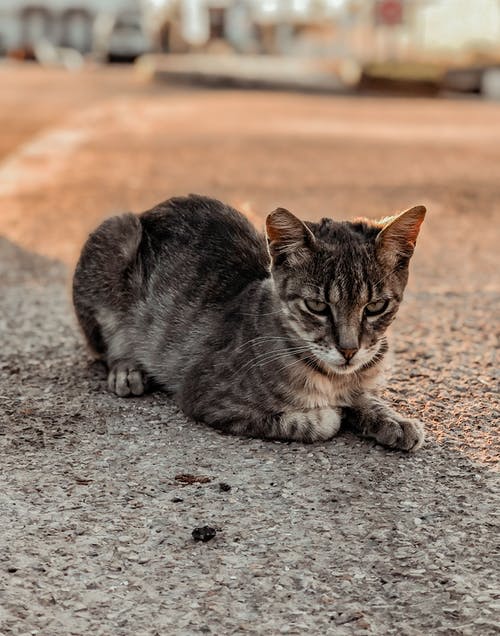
[73,194,426,451]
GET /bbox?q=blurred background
[0,0,499,281]
[3,0,500,92]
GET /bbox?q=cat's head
[266,205,426,375]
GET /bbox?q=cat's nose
[339,347,358,362]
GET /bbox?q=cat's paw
[375,416,425,452]
[283,408,342,443]
[108,363,145,397]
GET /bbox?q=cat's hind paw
[376,416,425,452]
[108,363,145,397]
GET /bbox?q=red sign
[376,0,404,26]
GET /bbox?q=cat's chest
[298,373,354,408]
[295,366,382,409]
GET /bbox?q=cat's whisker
[247,347,312,365]
[242,357,304,375]
[252,349,312,368]
[236,344,305,361]
[274,355,312,375]
[236,336,291,351]
[237,346,312,370]
[262,350,310,366]
[238,346,312,374]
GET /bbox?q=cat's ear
[266,208,315,265]
[376,205,426,263]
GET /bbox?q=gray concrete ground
[0,65,498,635]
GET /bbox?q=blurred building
[1,0,500,65]
[0,0,151,60]
[141,0,500,60]
[141,0,347,54]
[416,0,500,54]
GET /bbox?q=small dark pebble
[171,497,184,503]
[7,567,18,573]
[192,526,217,543]
[219,482,231,492]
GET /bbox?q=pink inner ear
[377,206,426,255]
[266,208,315,253]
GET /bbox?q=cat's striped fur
[73,194,426,451]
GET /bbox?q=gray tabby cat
[73,195,426,451]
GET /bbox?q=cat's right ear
[266,208,315,266]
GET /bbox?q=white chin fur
[314,346,377,375]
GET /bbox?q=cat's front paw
[282,408,342,443]
[375,416,425,452]
[108,362,145,397]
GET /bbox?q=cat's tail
[72,213,142,357]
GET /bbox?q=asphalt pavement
[0,64,498,635]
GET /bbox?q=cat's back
[139,194,270,301]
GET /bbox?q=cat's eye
[365,299,389,317]
[304,299,329,315]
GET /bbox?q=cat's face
[266,206,426,375]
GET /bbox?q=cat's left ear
[376,205,426,263]
[266,208,315,266]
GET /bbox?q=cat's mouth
[287,325,386,376]
[310,342,383,376]
[304,350,361,376]
[331,358,365,374]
